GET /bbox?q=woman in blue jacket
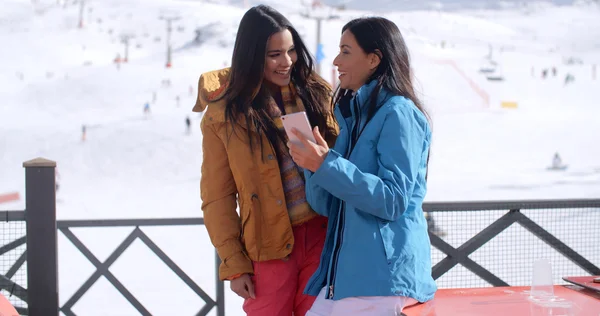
[288,17,437,315]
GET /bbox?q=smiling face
[263,29,298,87]
[333,30,380,91]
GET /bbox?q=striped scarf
[266,85,317,226]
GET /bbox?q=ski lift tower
[159,14,181,68]
[300,1,339,75]
[120,33,133,63]
[78,0,86,28]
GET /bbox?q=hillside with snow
[1,0,599,314]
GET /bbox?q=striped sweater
[266,85,317,226]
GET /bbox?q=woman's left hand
[288,126,329,173]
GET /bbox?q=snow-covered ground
[1,0,599,314]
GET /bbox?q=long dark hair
[218,5,332,155]
[337,17,431,176]
[335,17,430,125]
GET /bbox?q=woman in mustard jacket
[192,5,337,316]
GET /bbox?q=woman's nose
[333,54,340,66]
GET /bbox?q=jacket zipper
[327,201,345,298]
[327,100,357,299]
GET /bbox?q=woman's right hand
[230,273,256,299]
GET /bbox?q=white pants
[306,287,418,316]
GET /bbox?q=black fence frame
[3,158,226,316]
[1,157,599,315]
[424,200,600,287]
[56,218,224,316]
[0,210,28,315]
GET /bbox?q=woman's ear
[369,49,382,70]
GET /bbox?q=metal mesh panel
[56,219,222,316]
[1,218,28,313]
[425,201,600,289]
[428,209,509,288]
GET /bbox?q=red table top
[403,285,600,316]
[0,293,18,316]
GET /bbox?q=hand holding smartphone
[281,111,315,146]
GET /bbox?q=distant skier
[552,152,568,169]
[185,116,191,134]
[542,69,548,79]
[152,91,157,104]
[114,53,122,70]
[548,152,567,171]
[552,67,557,77]
[81,124,87,142]
[564,73,575,86]
[552,153,562,169]
[176,95,181,107]
[144,102,151,116]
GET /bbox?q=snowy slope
[1,0,599,314]
[321,0,584,12]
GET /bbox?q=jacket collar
[193,67,230,114]
[338,80,392,118]
[194,67,252,128]
[354,79,393,113]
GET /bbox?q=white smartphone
[281,111,316,146]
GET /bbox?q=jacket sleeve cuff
[218,251,254,281]
[225,273,245,281]
[311,149,341,185]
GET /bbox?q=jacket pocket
[239,199,252,244]
[239,192,262,257]
[377,221,392,264]
[378,220,415,276]
[377,220,405,268]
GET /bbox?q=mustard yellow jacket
[193,68,338,280]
